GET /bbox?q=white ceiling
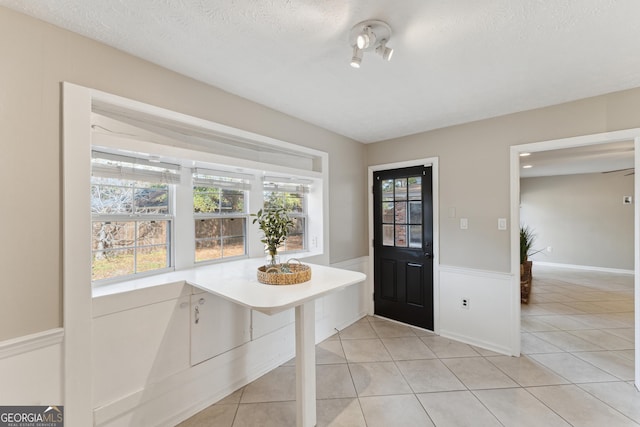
[520,141,635,178]
[4,1,640,144]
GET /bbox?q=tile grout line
[337,325,370,427]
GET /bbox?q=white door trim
[368,158,440,334]
[509,128,640,389]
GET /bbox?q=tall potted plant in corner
[252,205,294,267]
[520,225,542,304]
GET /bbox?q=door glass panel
[409,225,422,248]
[382,179,394,201]
[395,201,407,223]
[379,174,425,249]
[408,177,422,201]
[394,179,407,200]
[382,202,394,223]
[409,202,422,224]
[395,225,407,247]
[383,224,394,246]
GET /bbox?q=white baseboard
[534,261,634,275]
[439,329,511,356]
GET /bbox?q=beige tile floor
[178,265,638,426]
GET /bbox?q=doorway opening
[510,129,640,389]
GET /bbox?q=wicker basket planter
[520,261,533,304]
[257,260,311,285]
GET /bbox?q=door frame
[368,157,440,334]
[509,128,640,389]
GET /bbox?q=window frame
[192,174,250,264]
[90,177,176,284]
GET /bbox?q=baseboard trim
[0,328,64,361]
[439,329,512,356]
[534,261,634,275]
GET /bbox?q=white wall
[0,329,63,405]
[438,267,514,355]
[521,172,634,270]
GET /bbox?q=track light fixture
[376,39,393,61]
[349,20,393,68]
[350,45,363,68]
[356,26,375,49]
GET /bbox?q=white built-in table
[185,258,366,427]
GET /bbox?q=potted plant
[251,205,294,267]
[520,225,543,303]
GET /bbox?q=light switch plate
[498,218,507,230]
[460,218,468,229]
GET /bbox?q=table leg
[295,301,316,427]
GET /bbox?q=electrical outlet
[461,298,470,309]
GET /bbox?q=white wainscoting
[92,256,369,427]
[438,265,516,355]
[0,328,64,405]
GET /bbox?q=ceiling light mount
[349,19,393,68]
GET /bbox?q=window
[193,169,249,262]
[90,151,179,282]
[263,177,310,252]
[67,87,328,296]
[381,176,422,248]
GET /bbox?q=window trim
[90,176,176,285]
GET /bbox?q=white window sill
[92,252,321,299]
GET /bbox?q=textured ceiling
[3,0,640,143]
